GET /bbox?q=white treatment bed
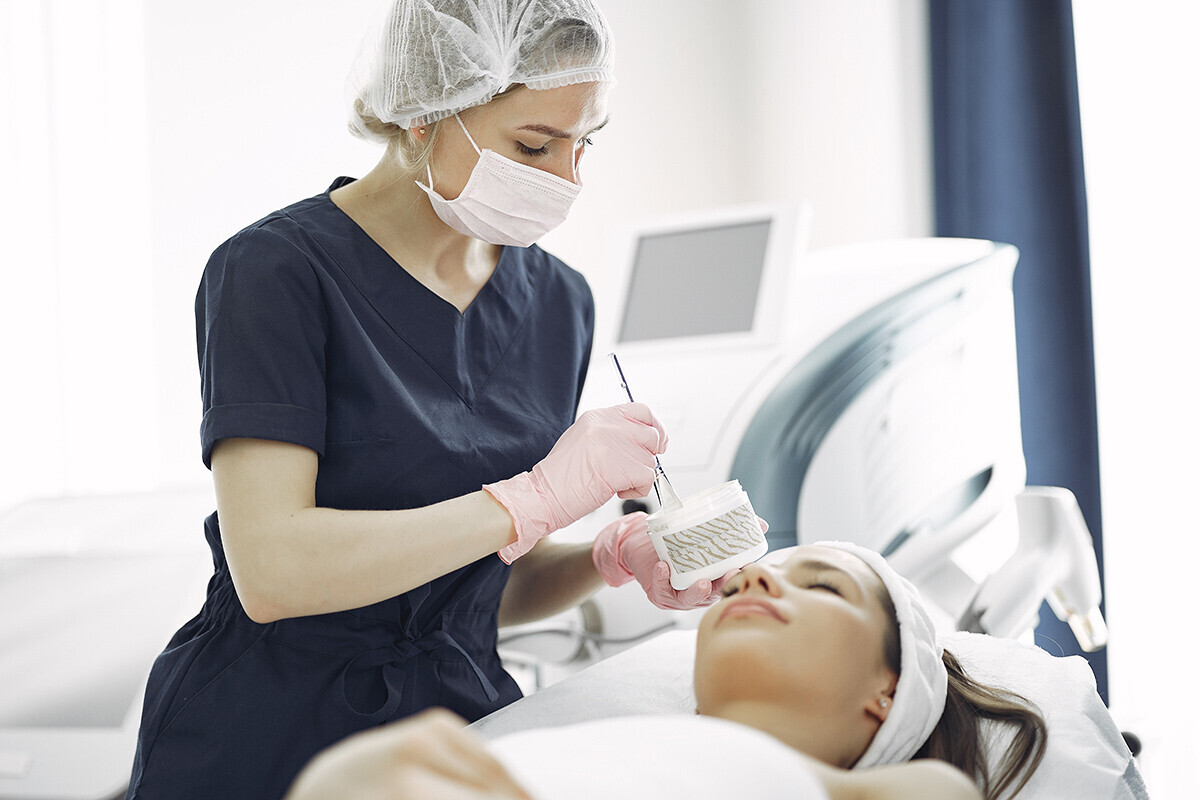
[472,629,1148,800]
[0,488,215,800]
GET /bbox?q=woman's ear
[866,693,894,724]
[864,672,898,724]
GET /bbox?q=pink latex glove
[592,511,732,610]
[485,404,667,564]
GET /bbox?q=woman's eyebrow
[517,116,611,139]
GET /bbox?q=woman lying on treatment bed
[284,542,1047,800]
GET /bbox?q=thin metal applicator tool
[608,352,683,511]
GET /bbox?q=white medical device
[0,488,214,800]
[538,208,1108,670]
[583,203,808,497]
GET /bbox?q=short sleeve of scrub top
[197,224,330,464]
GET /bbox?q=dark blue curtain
[929,0,1107,702]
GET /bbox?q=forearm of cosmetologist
[210,437,611,625]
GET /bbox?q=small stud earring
[880,698,890,709]
[418,128,427,135]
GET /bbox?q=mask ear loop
[422,113,484,193]
[454,114,483,155]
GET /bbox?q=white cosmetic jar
[646,480,768,590]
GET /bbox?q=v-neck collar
[299,178,536,406]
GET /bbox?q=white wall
[1075,4,1198,796]
[1,0,158,503]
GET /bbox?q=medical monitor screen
[618,219,772,343]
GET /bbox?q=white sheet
[472,629,1148,800]
[945,631,1137,799]
[472,630,697,739]
[488,715,829,800]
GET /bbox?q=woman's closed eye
[515,141,551,156]
[808,581,843,596]
[516,136,594,157]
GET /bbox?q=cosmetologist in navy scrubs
[124,178,593,799]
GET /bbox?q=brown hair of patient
[872,584,1049,800]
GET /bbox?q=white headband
[815,541,948,767]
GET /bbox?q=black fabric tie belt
[337,629,500,719]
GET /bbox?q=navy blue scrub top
[126,177,594,800]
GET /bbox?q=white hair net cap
[348,0,616,139]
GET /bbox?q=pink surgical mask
[416,115,581,247]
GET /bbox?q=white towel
[489,715,830,800]
[817,541,948,767]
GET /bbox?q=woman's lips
[718,598,786,624]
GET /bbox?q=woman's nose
[726,562,780,597]
[544,150,579,185]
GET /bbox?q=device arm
[960,486,1108,651]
